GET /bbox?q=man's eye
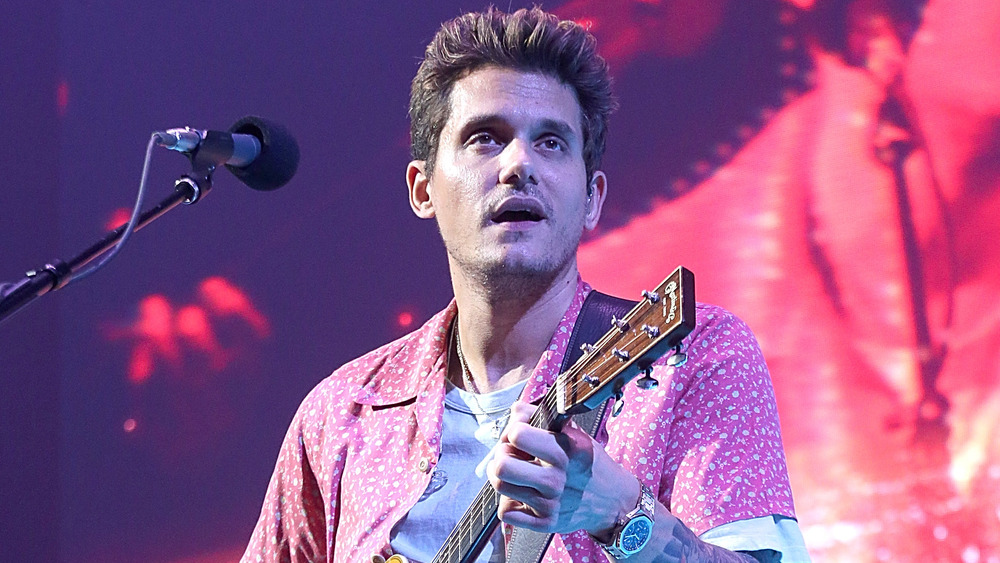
[540,138,564,151]
[469,133,498,145]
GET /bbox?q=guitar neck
[429,484,500,563]
[429,390,566,563]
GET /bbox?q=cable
[64,132,160,287]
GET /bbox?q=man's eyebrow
[449,114,500,143]
[456,115,580,141]
[537,118,578,141]
[458,114,505,135]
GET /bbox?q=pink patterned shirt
[241,279,796,562]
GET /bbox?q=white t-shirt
[390,380,525,562]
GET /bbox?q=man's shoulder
[692,301,758,340]
[639,300,765,373]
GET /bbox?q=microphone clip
[155,127,219,204]
[176,153,216,205]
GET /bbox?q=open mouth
[490,198,547,224]
[492,209,544,223]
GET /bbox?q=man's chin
[483,250,556,276]
[479,255,576,292]
[447,241,579,292]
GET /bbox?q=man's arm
[241,397,330,563]
[488,306,800,562]
[623,493,770,563]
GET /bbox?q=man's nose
[498,139,537,188]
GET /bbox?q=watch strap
[598,482,656,559]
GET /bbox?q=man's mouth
[492,209,544,223]
[490,199,547,224]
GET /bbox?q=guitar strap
[506,290,637,563]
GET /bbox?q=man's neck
[450,264,580,393]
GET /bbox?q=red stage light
[56,79,69,116]
[110,279,271,384]
[198,277,271,337]
[124,295,179,384]
[105,207,131,232]
[397,311,414,329]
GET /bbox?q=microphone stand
[0,160,215,325]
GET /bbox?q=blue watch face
[620,516,653,553]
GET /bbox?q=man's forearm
[615,502,759,563]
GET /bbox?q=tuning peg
[641,289,661,303]
[582,373,600,388]
[611,315,629,332]
[640,324,660,338]
[612,348,630,362]
[667,345,688,368]
[636,367,658,390]
[580,343,595,354]
[611,388,625,417]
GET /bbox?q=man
[242,7,808,562]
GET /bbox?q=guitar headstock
[556,266,695,415]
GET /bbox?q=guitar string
[434,342,581,562]
[561,285,691,400]
[433,288,684,561]
[434,332,646,562]
[435,314,597,560]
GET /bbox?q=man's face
[407,66,606,290]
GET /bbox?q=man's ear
[584,171,607,230]
[407,160,435,219]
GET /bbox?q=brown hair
[409,6,615,180]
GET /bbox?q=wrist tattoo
[659,518,766,563]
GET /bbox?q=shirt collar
[351,276,592,406]
[350,301,456,406]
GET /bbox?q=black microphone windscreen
[225,116,300,191]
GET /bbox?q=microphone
[154,115,299,191]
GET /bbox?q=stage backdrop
[1,1,997,562]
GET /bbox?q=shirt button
[418,458,430,472]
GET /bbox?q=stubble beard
[447,228,581,306]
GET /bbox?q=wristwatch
[598,482,656,559]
